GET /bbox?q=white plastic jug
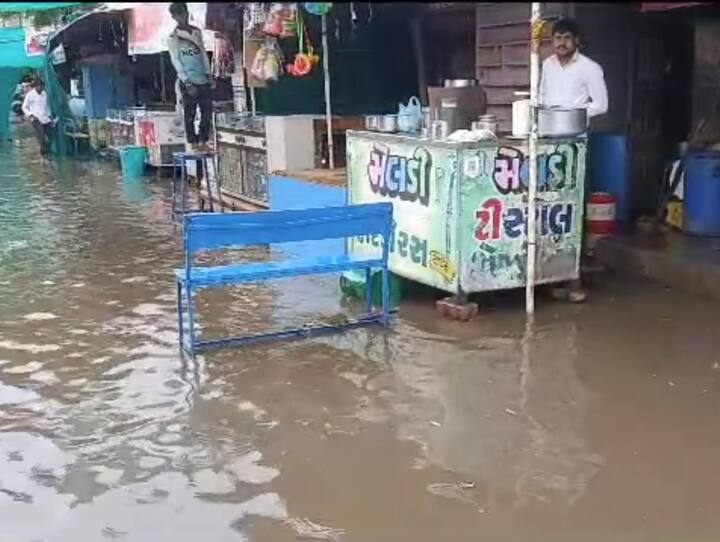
[512,91,531,137]
[398,96,422,133]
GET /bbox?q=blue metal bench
[175,202,394,355]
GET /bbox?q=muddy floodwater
[1,134,720,542]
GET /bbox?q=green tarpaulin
[0,28,44,141]
[0,2,83,149]
[0,3,81,12]
[0,27,43,68]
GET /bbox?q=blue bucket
[119,146,147,179]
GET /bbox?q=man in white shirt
[22,78,53,156]
[540,19,607,304]
[539,18,608,121]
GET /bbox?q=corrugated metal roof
[640,2,704,12]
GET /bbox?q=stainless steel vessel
[538,107,587,137]
[364,115,381,131]
[379,114,398,133]
[443,79,478,88]
[474,114,498,134]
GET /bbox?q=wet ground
[2,133,720,542]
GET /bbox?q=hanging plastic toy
[286,11,318,77]
[303,3,332,16]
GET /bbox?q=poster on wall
[121,2,214,55]
[347,136,460,293]
[25,25,55,57]
[49,43,66,65]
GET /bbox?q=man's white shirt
[22,89,52,124]
[539,51,608,118]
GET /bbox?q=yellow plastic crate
[666,201,683,230]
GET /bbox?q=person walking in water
[22,78,53,157]
[167,2,214,153]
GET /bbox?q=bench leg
[181,158,188,217]
[186,285,197,355]
[203,159,214,213]
[381,266,390,326]
[171,159,178,219]
[177,281,185,352]
[364,267,373,314]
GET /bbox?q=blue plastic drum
[588,133,632,224]
[683,152,720,237]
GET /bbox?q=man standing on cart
[168,2,214,153]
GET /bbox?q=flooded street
[2,133,720,542]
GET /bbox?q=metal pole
[321,14,335,169]
[242,13,256,115]
[526,3,542,316]
[160,53,167,103]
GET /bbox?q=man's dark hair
[169,2,188,17]
[552,18,580,38]
[32,77,43,87]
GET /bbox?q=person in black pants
[167,2,214,153]
[179,80,212,150]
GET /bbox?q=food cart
[346,131,586,295]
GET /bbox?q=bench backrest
[183,203,393,255]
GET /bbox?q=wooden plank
[476,23,528,45]
[312,117,364,133]
[503,42,530,65]
[477,65,529,86]
[475,3,531,27]
[273,168,347,188]
[483,85,525,105]
[477,45,502,66]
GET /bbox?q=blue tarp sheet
[0,28,43,68]
[0,3,81,12]
[0,28,45,140]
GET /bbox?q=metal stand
[171,151,222,221]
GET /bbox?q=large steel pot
[538,107,587,137]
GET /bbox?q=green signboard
[458,140,586,291]
[347,134,461,291]
[347,132,586,294]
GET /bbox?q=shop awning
[49,2,212,56]
[640,2,705,12]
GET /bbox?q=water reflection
[5,127,719,541]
